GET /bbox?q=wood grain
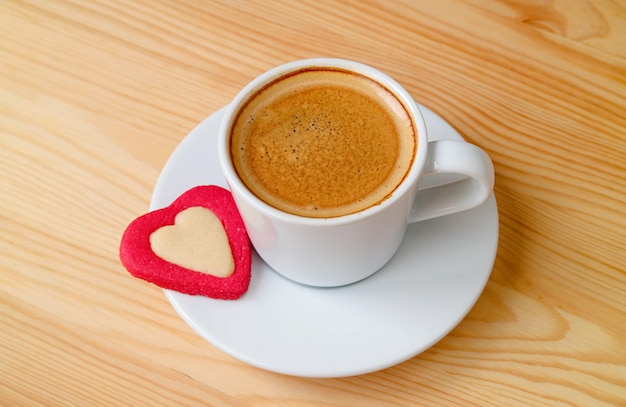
[1,0,625,406]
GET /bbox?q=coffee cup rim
[218,58,428,226]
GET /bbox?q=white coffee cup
[218,58,494,287]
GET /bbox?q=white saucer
[151,104,498,378]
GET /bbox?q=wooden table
[2,1,625,405]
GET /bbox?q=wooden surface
[2,1,625,405]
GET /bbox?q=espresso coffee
[230,68,416,218]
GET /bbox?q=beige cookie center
[150,206,235,278]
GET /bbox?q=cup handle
[408,140,495,223]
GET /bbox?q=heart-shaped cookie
[120,185,251,300]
